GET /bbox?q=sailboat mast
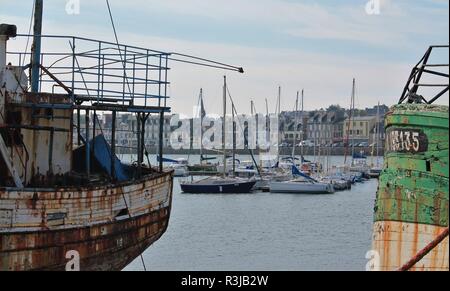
[300,89,304,159]
[31,0,43,93]
[199,88,204,165]
[292,91,299,159]
[278,86,281,115]
[344,79,355,166]
[277,86,281,165]
[232,101,236,176]
[222,76,227,177]
[351,78,356,166]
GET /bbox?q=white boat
[169,163,189,177]
[270,177,335,194]
[159,157,189,177]
[254,170,292,191]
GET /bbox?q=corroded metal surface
[2,91,73,186]
[372,104,449,271]
[372,221,449,271]
[0,170,173,271]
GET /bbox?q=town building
[306,111,344,146]
[343,116,377,144]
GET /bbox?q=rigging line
[104,0,148,271]
[69,41,91,98]
[52,55,241,74]
[14,0,35,93]
[167,57,243,73]
[170,52,244,73]
[105,0,133,101]
[45,47,111,72]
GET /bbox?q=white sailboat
[270,91,334,195]
[270,165,335,194]
[270,177,335,194]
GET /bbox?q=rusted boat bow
[1,169,174,271]
[0,17,175,269]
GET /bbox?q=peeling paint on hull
[371,104,449,271]
[0,171,174,271]
[372,221,449,271]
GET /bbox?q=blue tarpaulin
[91,135,130,182]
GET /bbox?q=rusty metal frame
[8,34,171,109]
[399,45,449,104]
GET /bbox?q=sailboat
[270,165,335,194]
[270,91,334,195]
[180,76,256,194]
[343,78,370,178]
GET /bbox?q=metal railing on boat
[7,34,171,111]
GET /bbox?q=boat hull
[270,182,334,194]
[371,104,449,271]
[180,181,256,194]
[372,221,448,271]
[0,170,173,271]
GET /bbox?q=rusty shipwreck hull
[0,170,173,271]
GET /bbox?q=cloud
[1,0,448,116]
[111,0,448,48]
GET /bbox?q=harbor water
[124,155,381,271]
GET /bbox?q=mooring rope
[398,227,449,271]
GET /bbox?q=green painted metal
[374,104,449,227]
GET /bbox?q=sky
[1,0,449,116]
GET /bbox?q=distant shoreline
[119,147,385,157]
